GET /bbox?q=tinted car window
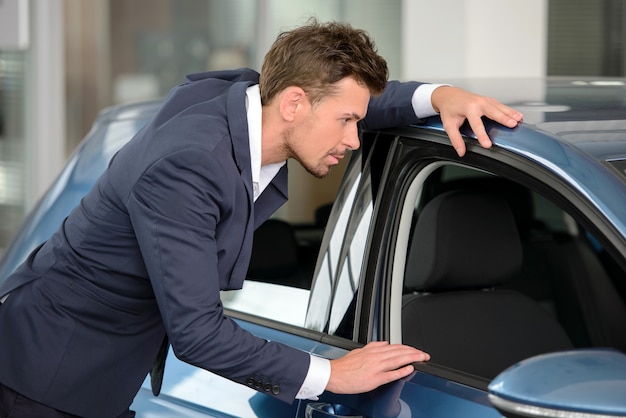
[396,161,626,380]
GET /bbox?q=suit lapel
[226,80,255,203]
[224,78,289,229]
[253,165,288,229]
[224,80,257,287]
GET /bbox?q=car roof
[420,77,626,161]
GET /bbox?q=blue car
[1,78,626,417]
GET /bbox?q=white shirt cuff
[411,83,451,119]
[296,355,331,400]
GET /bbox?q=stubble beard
[303,159,331,179]
[281,129,331,179]
[292,151,331,179]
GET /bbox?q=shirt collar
[245,84,285,201]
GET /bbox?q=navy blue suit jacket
[0,68,422,417]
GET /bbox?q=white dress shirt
[244,82,442,399]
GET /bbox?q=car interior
[402,188,574,378]
[245,218,323,290]
[401,165,626,379]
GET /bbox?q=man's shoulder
[184,68,260,85]
[156,68,257,122]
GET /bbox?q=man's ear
[279,86,308,122]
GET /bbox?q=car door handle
[305,402,365,418]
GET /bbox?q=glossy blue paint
[489,349,626,415]
[497,126,626,238]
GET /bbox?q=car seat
[402,190,573,379]
[426,176,626,352]
[247,219,313,289]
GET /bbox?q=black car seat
[402,190,573,379]
[246,219,305,287]
[421,175,590,344]
[426,176,626,353]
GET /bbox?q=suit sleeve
[126,147,309,403]
[360,80,424,130]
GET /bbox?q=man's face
[287,77,370,178]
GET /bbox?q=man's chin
[312,169,331,179]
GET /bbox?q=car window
[394,161,626,381]
[220,165,353,329]
[305,150,373,339]
[220,215,318,328]
[328,186,372,335]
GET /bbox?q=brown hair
[259,18,389,106]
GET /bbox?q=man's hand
[325,341,430,394]
[431,86,524,157]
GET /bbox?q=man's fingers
[467,115,493,150]
[442,120,467,157]
[326,342,430,394]
[433,86,524,156]
[497,103,524,126]
[485,102,524,128]
[375,344,430,367]
[379,364,416,386]
[359,342,430,368]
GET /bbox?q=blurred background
[0,0,624,255]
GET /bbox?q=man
[0,20,522,417]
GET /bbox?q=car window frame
[363,126,626,391]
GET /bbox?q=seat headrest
[434,176,535,237]
[405,190,522,291]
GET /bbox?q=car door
[356,127,626,417]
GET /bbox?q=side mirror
[488,349,626,418]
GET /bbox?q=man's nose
[345,127,361,151]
